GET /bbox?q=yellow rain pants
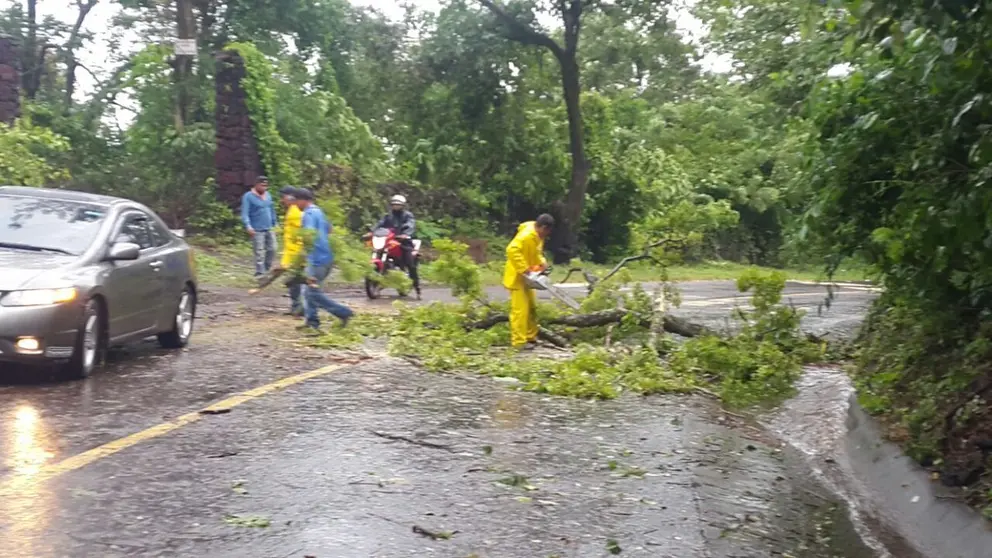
[509,287,538,347]
[504,221,546,347]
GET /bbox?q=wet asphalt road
[0,280,879,558]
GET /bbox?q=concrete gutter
[844,395,992,558]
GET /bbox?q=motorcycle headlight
[2,287,78,307]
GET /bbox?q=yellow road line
[0,361,359,495]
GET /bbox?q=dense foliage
[0,0,812,262]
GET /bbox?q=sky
[23,0,731,120]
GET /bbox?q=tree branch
[63,0,100,108]
[477,0,564,56]
[557,238,688,293]
[81,59,136,127]
[74,61,101,83]
[562,0,583,55]
[468,308,713,339]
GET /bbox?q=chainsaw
[523,266,581,310]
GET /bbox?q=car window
[115,215,153,250]
[146,216,172,247]
[0,194,107,256]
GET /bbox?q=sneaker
[296,324,322,336]
[340,314,352,328]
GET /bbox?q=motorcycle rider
[372,194,421,298]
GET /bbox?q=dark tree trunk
[22,0,39,100]
[63,0,99,111]
[477,0,590,264]
[0,36,21,125]
[551,51,590,264]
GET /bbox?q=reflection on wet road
[7,404,56,476]
[0,280,880,557]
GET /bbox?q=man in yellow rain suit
[279,186,306,316]
[502,214,555,349]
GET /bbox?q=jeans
[251,230,277,276]
[287,277,305,314]
[399,240,420,293]
[305,262,354,327]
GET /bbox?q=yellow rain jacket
[503,221,547,289]
[280,204,304,269]
[503,221,547,347]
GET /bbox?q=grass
[453,259,872,288]
[191,241,256,288]
[189,236,873,289]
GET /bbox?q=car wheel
[64,299,103,380]
[158,287,195,349]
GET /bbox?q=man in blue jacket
[294,188,354,331]
[241,175,278,277]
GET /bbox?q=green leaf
[224,514,271,528]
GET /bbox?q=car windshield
[0,194,108,256]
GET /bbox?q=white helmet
[389,194,407,206]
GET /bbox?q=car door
[145,214,186,329]
[103,212,164,341]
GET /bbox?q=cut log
[538,327,569,347]
[468,309,712,339]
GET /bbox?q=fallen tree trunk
[469,309,713,339]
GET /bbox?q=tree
[62,0,100,111]
[472,0,592,262]
[694,0,850,114]
[579,7,698,102]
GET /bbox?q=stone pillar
[0,35,21,125]
[215,50,263,208]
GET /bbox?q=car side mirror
[107,242,140,261]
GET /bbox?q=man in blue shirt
[295,188,354,330]
[241,175,279,277]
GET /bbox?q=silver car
[0,186,198,379]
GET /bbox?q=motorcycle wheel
[365,270,383,299]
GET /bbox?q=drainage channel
[762,365,992,558]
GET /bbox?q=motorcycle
[363,227,421,299]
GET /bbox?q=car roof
[0,186,127,206]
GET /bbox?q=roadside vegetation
[310,240,825,409]
[1,0,989,517]
[190,236,871,290]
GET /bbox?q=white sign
[174,39,197,57]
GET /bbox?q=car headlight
[1,287,78,307]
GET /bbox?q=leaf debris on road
[223,514,270,528]
[412,525,456,540]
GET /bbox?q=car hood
[0,249,77,290]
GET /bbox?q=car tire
[158,287,195,349]
[64,299,103,380]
